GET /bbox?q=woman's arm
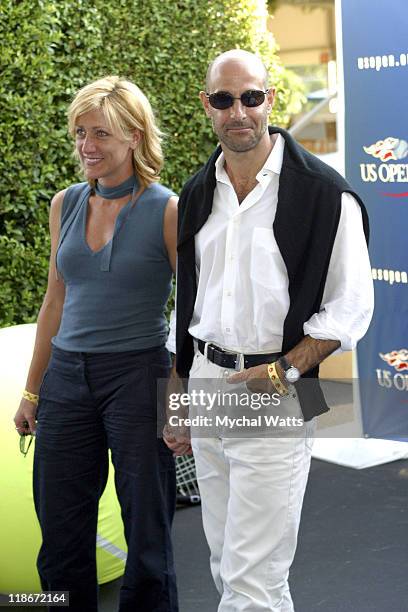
[163,195,178,274]
[14,190,67,434]
[162,195,191,454]
[163,194,178,354]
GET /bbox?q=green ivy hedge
[0,0,304,326]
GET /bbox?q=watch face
[286,367,300,384]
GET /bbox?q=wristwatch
[278,356,301,384]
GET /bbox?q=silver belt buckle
[235,352,244,371]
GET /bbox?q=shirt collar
[261,132,284,176]
[215,133,285,184]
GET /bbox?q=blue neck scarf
[94,174,138,200]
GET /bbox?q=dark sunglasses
[206,89,270,110]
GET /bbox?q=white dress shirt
[168,134,374,355]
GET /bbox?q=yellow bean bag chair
[0,324,127,593]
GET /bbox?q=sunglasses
[19,433,33,457]
[205,89,270,110]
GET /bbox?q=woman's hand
[14,398,38,435]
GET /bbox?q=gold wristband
[22,390,39,405]
[267,362,289,396]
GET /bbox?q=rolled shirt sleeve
[303,192,374,351]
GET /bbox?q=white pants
[189,350,315,612]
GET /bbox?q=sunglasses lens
[208,93,234,109]
[208,90,267,109]
[241,90,265,107]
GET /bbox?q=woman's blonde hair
[68,76,163,188]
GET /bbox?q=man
[164,49,373,611]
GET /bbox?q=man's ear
[199,91,212,118]
[266,87,276,114]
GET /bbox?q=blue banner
[341,0,408,440]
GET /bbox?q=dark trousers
[33,345,178,612]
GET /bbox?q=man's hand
[14,398,38,435]
[227,363,280,394]
[226,336,341,394]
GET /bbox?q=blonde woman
[14,76,179,612]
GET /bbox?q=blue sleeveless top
[52,181,174,352]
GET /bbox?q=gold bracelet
[22,390,39,405]
[267,362,289,396]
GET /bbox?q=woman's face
[75,109,135,185]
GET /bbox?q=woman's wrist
[22,389,39,405]
[24,377,43,397]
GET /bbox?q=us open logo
[363,137,408,162]
[376,349,408,392]
[360,137,408,195]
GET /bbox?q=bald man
[164,50,373,611]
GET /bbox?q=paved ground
[101,455,408,612]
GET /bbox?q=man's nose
[229,99,247,119]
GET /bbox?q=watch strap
[278,355,290,372]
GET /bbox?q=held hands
[162,360,289,453]
[163,419,192,456]
[162,363,192,456]
[14,397,38,435]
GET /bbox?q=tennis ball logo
[0,324,126,593]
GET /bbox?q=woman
[14,76,179,612]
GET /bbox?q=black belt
[196,339,281,370]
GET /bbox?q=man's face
[200,58,275,154]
